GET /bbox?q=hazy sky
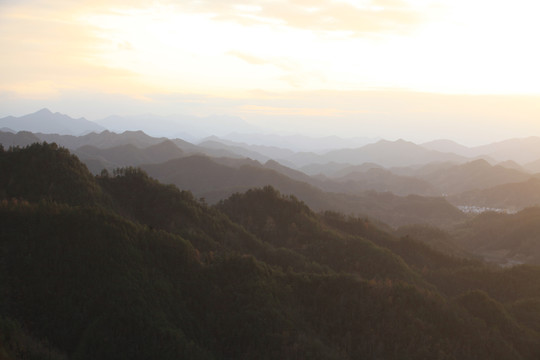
[2,0,540,144]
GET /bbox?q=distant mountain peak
[121,130,148,136]
[376,138,414,146]
[467,158,491,167]
[422,139,464,146]
[0,109,105,136]
[35,108,53,115]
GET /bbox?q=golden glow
[2,0,540,97]
[2,0,540,144]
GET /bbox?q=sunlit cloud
[180,0,425,36]
[4,0,540,98]
[227,50,321,87]
[227,51,274,66]
[0,0,146,97]
[2,0,540,144]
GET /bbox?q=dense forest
[3,143,540,359]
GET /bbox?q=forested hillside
[449,207,540,265]
[3,143,540,359]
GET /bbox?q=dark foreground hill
[3,143,540,359]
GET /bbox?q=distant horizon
[3,90,540,147]
[3,1,540,147]
[3,107,540,149]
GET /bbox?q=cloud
[227,50,328,88]
[117,40,134,50]
[180,0,424,35]
[227,50,295,69]
[0,1,145,97]
[227,50,269,66]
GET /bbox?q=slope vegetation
[2,143,540,359]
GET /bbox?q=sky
[1,0,540,145]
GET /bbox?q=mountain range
[5,142,540,358]
[4,109,540,225]
[423,137,540,165]
[4,112,540,227]
[5,108,540,169]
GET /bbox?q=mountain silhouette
[0,108,105,135]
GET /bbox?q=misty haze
[3,0,540,359]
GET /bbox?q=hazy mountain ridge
[0,108,105,135]
[256,138,470,169]
[332,168,439,196]
[95,113,262,139]
[423,137,540,164]
[141,155,468,228]
[473,137,540,164]
[497,160,527,171]
[421,139,474,156]
[4,127,540,218]
[0,129,250,171]
[198,139,272,163]
[37,129,166,149]
[219,132,378,152]
[3,129,450,203]
[0,130,41,148]
[141,155,325,202]
[413,159,533,195]
[322,139,469,168]
[448,178,540,210]
[5,109,540,169]
[74,140,185,173]
[4,109,540,166]
[524,158,540,173]
[4,109,540,218]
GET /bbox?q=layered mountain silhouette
[4,143,540,359]
[448,178,540,210]
[331,168,439,196]
[3,109,540,223]
[198,137,471,169]
[257,138,469,168]
[320,139,468,168]
[95,113,262,139]
[0,130,41,148]
[0,108,105,135]
[411,159,532,195]
[74,140,185,174]
[217,132,377,152]
[141,155,467,228]
[423,137,540,164]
